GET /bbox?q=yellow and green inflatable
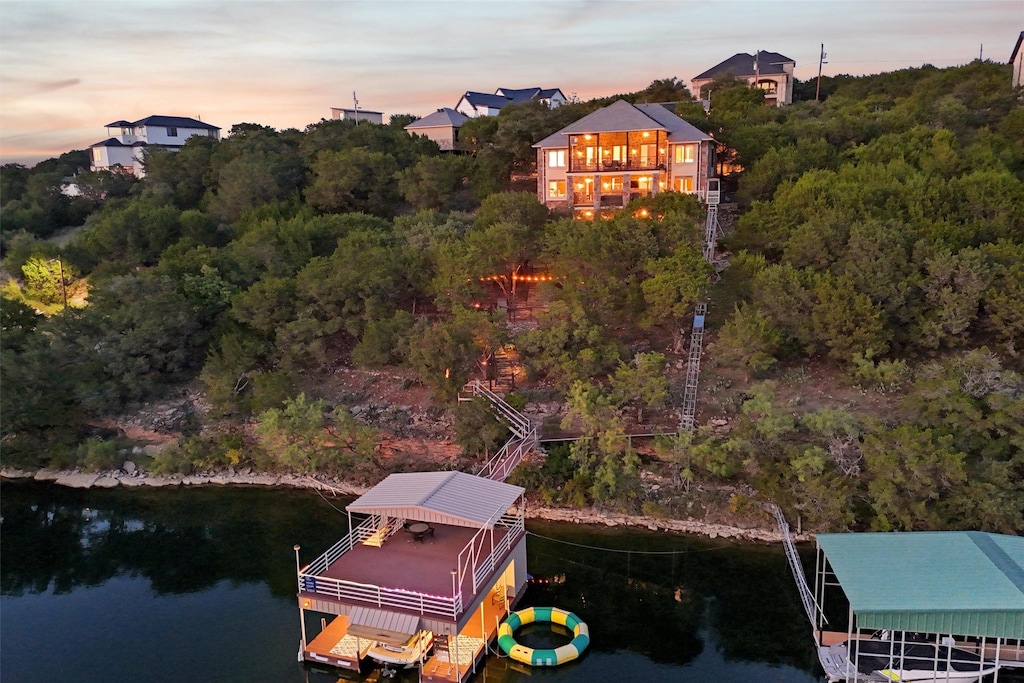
[497,606,589,666]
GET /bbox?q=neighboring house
[404,108,469,151]
[89,115,220,177]
[1012,31,1024,89]
[533,99,715,218]
[455,87,566,118]
[330,107,384,124]
[691,51,796,106]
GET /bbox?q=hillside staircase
[678,188,719,432]
[461,380,540,482]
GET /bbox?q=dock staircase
[461,380,539,482]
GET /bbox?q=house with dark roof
[89,115,221,177]
[404,108,470,151]
[1012,31,1024,89]
[691,51,796,106]
[533,99,714,217]
[455,87,566,118]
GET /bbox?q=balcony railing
[569,160,666,173]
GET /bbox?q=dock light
[303,599,311,608]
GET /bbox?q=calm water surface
[1,482,825,682]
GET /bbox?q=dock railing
[458,512,525,594]
[769,503,823,628]
[299,508,525,621]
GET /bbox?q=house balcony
[572,191,593,205]
[297,511,525,622]
[569,159,666,173]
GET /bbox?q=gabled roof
[537,88,564,100]
[497,87,542,103]
[104,115,220,131]
[90,137,127,148]
[1012,31,1024,62]
[405,107,469,130]
[347,471,524,528]
[533,130,569,149]
[636,103,712,142]
[460,91,512,109]
[558,99,667,135]
[694,51,795,80]
[817,532,1024,639]
[533,100,711,148]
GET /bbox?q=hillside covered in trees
[2,62,1021,534]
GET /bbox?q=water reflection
[1,482,822,682]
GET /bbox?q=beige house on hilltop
[404,108,470,151]
[691,51,796,106]
[533,99,714,218]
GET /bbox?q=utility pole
[353,91,359,125]
[815,44,828,102]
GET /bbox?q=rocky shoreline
[1,467,809,543]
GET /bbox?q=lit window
[548,150,566,168]
[674,144,696,164]
[548,180,566,199]
[674,177,695,193]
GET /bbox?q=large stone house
[691,51,796,106]
[89,115,220,177]
[533,99,714,218]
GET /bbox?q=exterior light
[642,131,650,138]
[584,134,592,140]
[631,149,637,154]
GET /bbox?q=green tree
[608,352,669,424]
[305,148,400,216]
[863,424,967,531]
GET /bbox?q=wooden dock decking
[303,614,370,672]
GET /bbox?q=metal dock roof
[346,471,524,528]
[817,531,1024,639]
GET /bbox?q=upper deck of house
[298,472,526,624]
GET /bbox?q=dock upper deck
[320,522,516,602]
[299,471,527,624]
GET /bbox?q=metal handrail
[298,573,462,619]
[457,514,525,594]
[770,503,824,627]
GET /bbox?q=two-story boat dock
[295,471,528,682]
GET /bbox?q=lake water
[0,482,825,682]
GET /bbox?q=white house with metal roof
[295,471,528,681]
[455,87,566,118]
[88,115,221,178]
[691,51,796,106]
[533,99,715,217]
[404,108,470,151]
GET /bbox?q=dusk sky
[1,0,1020,166]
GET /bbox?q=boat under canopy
[812,531,1024,682]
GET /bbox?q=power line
[526,530,736,555]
